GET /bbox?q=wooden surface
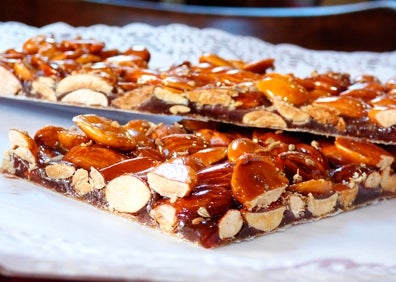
[0,0,395,51]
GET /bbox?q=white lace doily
[0,21,395,82]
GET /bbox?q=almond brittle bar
[2,114,395,248]
[1,35,396,144]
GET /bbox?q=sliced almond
[0,65,22,96]
[288,194,306,218]
[242,110,287,128]
[61,89,109,107]
[364,171,381,188]
[218,209,243,239]
[45,163,76,179]
[185,88,237,108]
[13,147,36,169]
[337,185,359,208]
[169,105,191,115]
[71,167,105,195]
[8,129,38,166]
[89,167,105,190]
[112,85,154,110]
[243,206,286,232]
[307,193,338,217]
[380,166,396,192]
[31,77,56,101]
[56,74,113,95]
[302,104,346,131]
[9,129,35,149]
[1,151,16,174]
[150,203,177,233]
[153,86,188,105]
[71,168,92,195]
[105,174,151,213]
[368,106,396,128]
[273,98,310,125]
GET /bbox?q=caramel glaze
[4,116,396,248]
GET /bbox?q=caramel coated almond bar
[2,114,396,248]
[1,36,396,144]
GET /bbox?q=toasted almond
[9,129,36,149]
[227,138,263,162]
[56,74,113,95]
[334,183,358,209]
[45,163,76,179]
[231,154,288,210]
[0,65,22,96]
[301,104,346,131]
[288,179,333,196]
[199,53,234,67]
[288,194,306,217]
[169,105,191,114]
[368,106,396,128]
[242,110,287,128]
[13,61,33,81]
[8,129,38,166]
[73,115,137,150]
[185,88,237,108]
[71,168,92,195]
[13,147,36,169]
[256,75,309,106]
[147,162,197,202]
[112,85,154,110]
[218,209,243,239]
[31,77,57,101]
[63,145,126,170]
[61,89,109,107]
[191,147,228,166]
[313,96,365,118]
[89,167,105,190]
[106,174,151,213]
[99,157,159,181]
[273,98,310,125]
[1,151,16,174]
[150,203,177,232]
[307,193,338,217]
[364,171,381,188]
[243,206,286,232]
[334,137,394,170]
[380,166,396,192]
[153,86,188,105]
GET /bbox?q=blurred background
[0,0,395,51]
